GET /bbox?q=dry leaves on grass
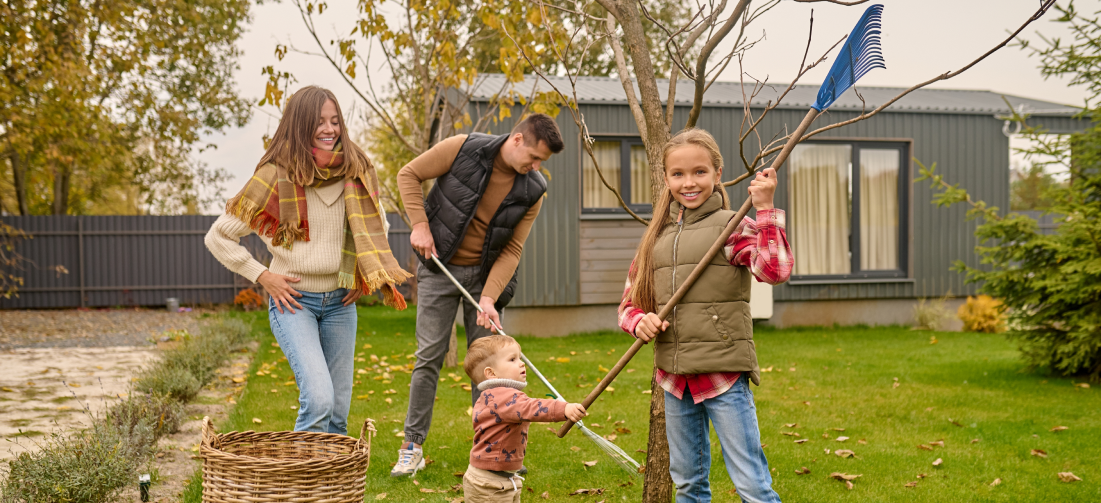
[794,439,808,444]
[541,492,549,499]
[836,436,849,442]
[604,434,617,441]
[569,488,604,495]
[834,450,855,458]
[918,444,933,451]
[784,423,798,428]
[1073,382,1089,389]
[1030,449,1048,458]
[932,458,943,466]
[252,418,262,424]
[795,467,810,475]
[904,482,918,488]
[830,472,861,490]
[570,446,581,452]
[782,432,800,437]
[1050,426,1068,432]
[374,493,387,500]
[990,478,1002,486]
[582,460,598,467]
[1058,472,1082,483]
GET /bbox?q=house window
[582,138,652,213]
[788,142,908,279]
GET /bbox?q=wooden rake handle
[557,109,820,438]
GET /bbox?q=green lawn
[197,307,1099,502]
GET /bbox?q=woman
[205,86,410,434]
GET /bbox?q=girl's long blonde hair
[256,86,373,185]
[630,128,729,313]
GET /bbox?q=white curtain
[630,145,651,205]
[790,144,852,275]
[583,141,621,208]
[859,149,899,270]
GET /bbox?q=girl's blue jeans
[268,289,357,434]
[665,374,782,503]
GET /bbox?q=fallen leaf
[916,473,928,479]
[783,423,798,428]
[857,439,867,445]
[782,432,800,437]
[570,446,581,452]
[606,386,615,392]
[932,458,943,466]
[795,467,810,475]
[641,390,652,394]
[918,445,933,451]
[395,431,405,437]
[929,440,945,447]
[68,382,81,388]
[0,387,13,392]
[835,449,855,458]
[1050,426,1068,433]
[232,377,245,383]
[384,398,392,404]
[893,382,900,388]
[541,492,549,499]
[794,439,809,444]
[357,394,370,399]
[569,488,604,495]
[949,419,964,427]
[1058,472,1082,482]
[583,460,598,467]
[556,357,570,363]
[466,406,473,417]
[832,428,846,432]
[830,472,861,490]
[461,384,472,391]
[930,336,938,344]
[990,478,1002,486]
[971,439,981,444]
[802,401,811,406]
[453,472,465,477]
[604,434,617,441]
[761,366,774,372]
[598,365,610,372]
[836,436,849,442]
[590,423,602,428]
[252,418,262,424]
[904,482,917,488]
[1074,383,1089,389]
[1030,449,1048,458]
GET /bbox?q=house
[451,74,1084,335]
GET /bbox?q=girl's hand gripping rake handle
[556,109,820,438]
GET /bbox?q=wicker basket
[200,416,376,503]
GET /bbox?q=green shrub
[137,317,251,400]
[108,391,185,441]
[912,295,950,331]
[1,422,145,503]
[137,364,203,402]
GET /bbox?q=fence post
[78,216,86,308]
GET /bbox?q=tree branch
[685,0,751,128]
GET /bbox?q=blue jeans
[665,375,781,503]
[268,289,357,434]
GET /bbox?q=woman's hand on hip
[634,312,668,343]
[258,270,303,314]
[342,288,363,306]
[477,295,501,331]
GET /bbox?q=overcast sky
[195,0,1092,213]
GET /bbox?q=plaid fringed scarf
[226,144,412,309]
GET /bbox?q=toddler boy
[462,335,586,502]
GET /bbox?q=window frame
[788,140,910,282]
[580,135,653,215]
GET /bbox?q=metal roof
[468,74,1081,117]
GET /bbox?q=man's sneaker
[390,447,425,477]
[517,465,528,476]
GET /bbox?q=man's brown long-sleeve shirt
[397,135,542,302]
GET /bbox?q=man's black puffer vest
[418,133,547,309]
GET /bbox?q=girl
[205,86,410,434]
[618,129,792,503]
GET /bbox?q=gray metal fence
[1,214,413,309]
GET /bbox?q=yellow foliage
[957,295,1006,333]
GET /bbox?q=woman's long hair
[629,128,729,313]
[256,86,373,185]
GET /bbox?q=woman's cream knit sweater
[205,182,386,293]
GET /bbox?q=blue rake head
[811,4,886,111]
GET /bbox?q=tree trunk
[444,323,458,368]
[642,371,673,502]
[52,162,71,215]
[9,151,29,215]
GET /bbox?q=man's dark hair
[512,113,564,154]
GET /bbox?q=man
[392,113,565,477]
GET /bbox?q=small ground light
[139,474,151,502]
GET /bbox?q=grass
[204,307,1100,502]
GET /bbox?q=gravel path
[0,309,204,350]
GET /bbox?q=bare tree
[504,0,1057,499]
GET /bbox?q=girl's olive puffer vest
[653,192,761,385]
